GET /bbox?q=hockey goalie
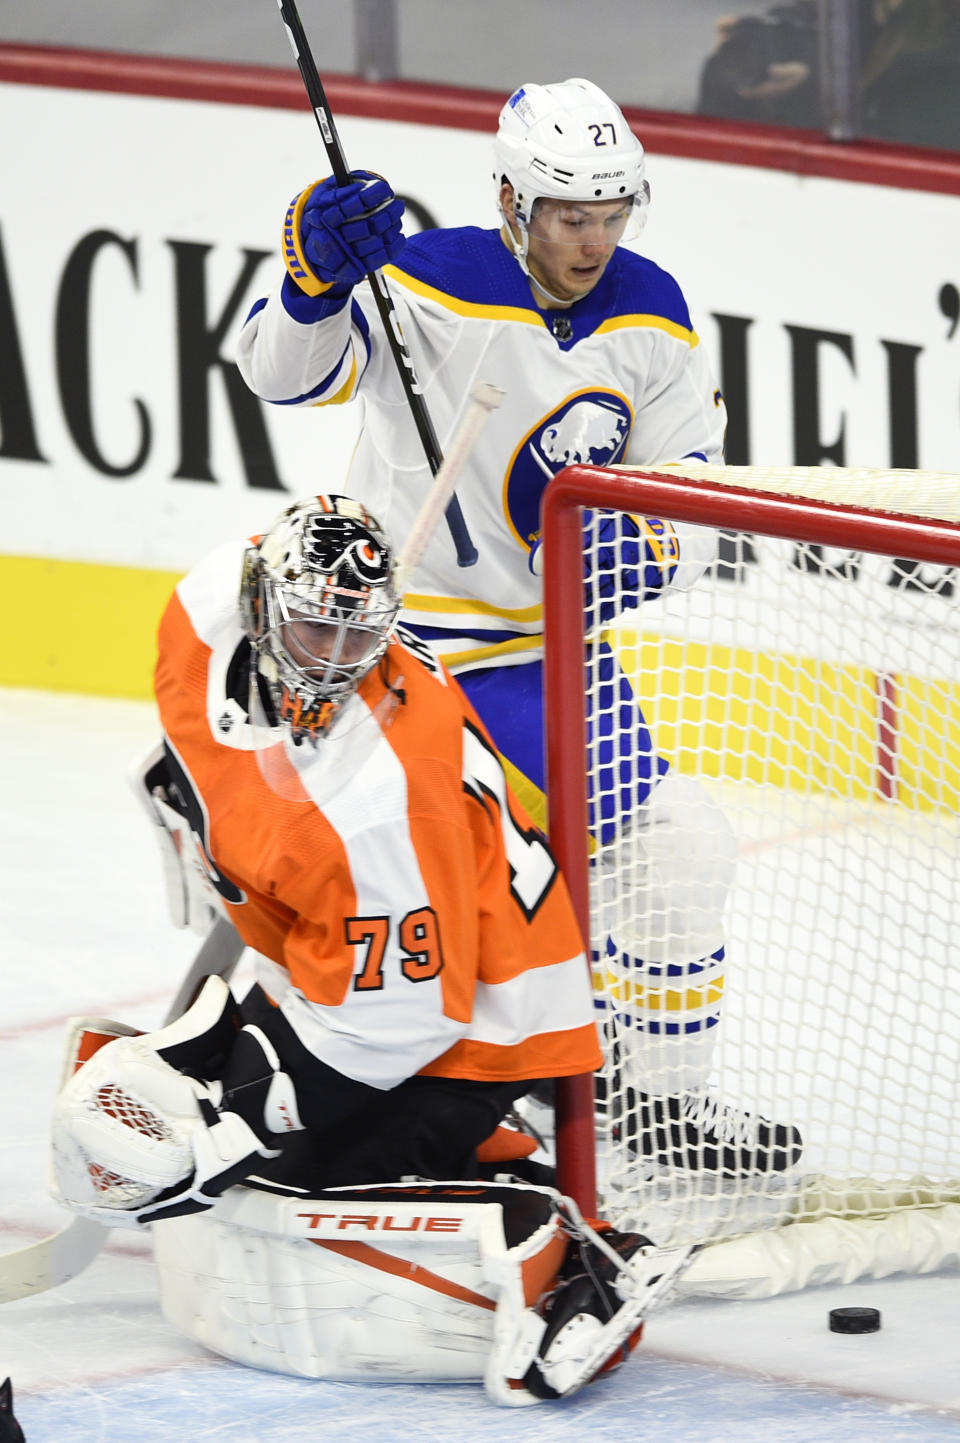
[48,494,694,1405]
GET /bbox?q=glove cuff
[282,181,337,298]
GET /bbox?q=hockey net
[543,462,960,1298]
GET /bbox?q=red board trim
[2,42,960,196]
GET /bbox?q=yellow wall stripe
[612,628,960,814]
[3,554,181,698]
[8,559,960,820]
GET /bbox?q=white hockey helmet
[494,78,649,226]
[240,494,401,743]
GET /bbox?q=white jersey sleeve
[236,283,361,406]
[237,227,726,669]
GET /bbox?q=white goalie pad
[485,1195,696,1406]
[152,1179,565,1386]
[151,1179,694,1404]
[130,743,226,936]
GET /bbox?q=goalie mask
[493,78,650,296]
[240,495,401,747]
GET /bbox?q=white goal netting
[545,463,960,1297]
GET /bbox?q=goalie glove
[283,170,406,299]
[50,977,304,1229]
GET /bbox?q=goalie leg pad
[486,1197,697,1406]
[151,1177,692,1400]
[153,1179,566,1382]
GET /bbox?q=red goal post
[542,461,960,1297]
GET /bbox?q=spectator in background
[697,0,960,150]
[697,2,822,127]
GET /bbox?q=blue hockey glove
[583,511,681,623]
[283,170,406,297]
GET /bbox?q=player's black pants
[241,984,537,1191]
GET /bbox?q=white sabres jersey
[237,225,726,671]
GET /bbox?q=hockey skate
[516,1077,801,1185]
[489,1203,696,1405]
[617,1085,802,1177]
[0,1377,25,1443]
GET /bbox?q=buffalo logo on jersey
[504,390,633,550]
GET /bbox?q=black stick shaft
[276,0,479,567]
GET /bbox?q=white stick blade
[0,1217,107,1303]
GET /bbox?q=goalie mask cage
[543,462,960,1299]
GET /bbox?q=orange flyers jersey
[154,537,602,1092]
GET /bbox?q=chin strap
[528,275,572,309]
[498,215,571,310]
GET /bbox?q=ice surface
[2,686,958,1442]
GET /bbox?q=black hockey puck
[829,1306,881,1334]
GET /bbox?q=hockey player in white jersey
[236,77,802,1178]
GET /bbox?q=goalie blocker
[152,1177,694,1406]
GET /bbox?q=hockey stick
[156,914,247,1023]
[394,381,504,595]
[275,0,480,570]
[0,916,246,1303]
